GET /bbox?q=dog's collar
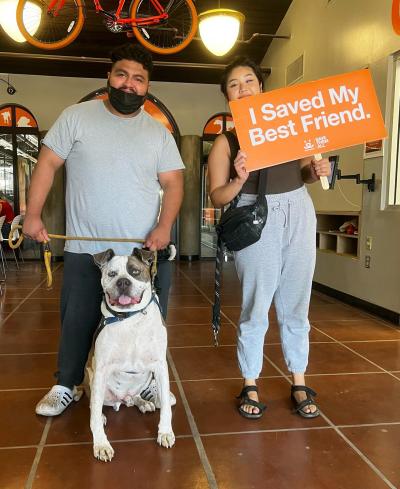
[93,294,161,344]
[103,293,160,324]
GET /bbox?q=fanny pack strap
[211,167,268,345]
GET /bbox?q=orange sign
[229,69,387,171]
[0,107,12,127]
[15,108,37,128]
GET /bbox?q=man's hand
[145,225,170,251]
[22,215,49,243]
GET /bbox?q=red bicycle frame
[45,0,169,25]
[93,0,169,26]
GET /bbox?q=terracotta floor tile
[0,390,48,446]
[0,311,60,330]
[343,341,400,371]
[169,284,203,295]
[0,448,36,489]
[265,342,378,375]
[312,319,400,341]
[167,323,237,347]
[182,377,327,434]
[0,287,35,299]
[221,306,278,325]
[168,294,210,308]
[309,303,367,321]
[35,438,209,489]
[166,307,229,325]
[341,424,400,488]
[15,299,60,313]
[219,294,242,307]
[308,373,400,425]
[309,292,337,305]
[169,345,278,380]
[0,328,59,354]
[29,288,62,299]
[265,323,334,344]
[202,430,390,489]
[0,354,57,389]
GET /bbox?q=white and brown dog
[87,247,175,462]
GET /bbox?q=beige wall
[0,73,226,135]
[263,0,400,313]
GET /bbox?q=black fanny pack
[215,169,268,252]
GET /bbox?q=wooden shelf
[316,213,360,258]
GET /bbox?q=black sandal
[291,385,320,419]
[236,385,267,419]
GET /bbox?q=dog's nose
[117,278,131,290]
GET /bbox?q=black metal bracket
[336,170,376,192]
[0,76,16,95]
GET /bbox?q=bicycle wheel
[16,0,85,50]
[130,0,197,55]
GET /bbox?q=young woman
[208,57,331,419]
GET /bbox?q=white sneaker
[140,378,176,408]
[35,385,83,416]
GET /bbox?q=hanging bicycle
[16,0,198,54]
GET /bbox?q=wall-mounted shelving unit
[316,211,360,258]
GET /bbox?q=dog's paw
[157,431,175,448]
[93,441,114,462]
[102,414,107,426]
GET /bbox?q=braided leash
[8,225,157,288]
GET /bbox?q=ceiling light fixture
[0,0,41,43]
[198,8,245,57]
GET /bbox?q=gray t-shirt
[43,100,184,255]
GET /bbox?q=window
[0,104,40,214]
[384,55,400,206]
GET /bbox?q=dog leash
[8,225,158,289]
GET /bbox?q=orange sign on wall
[229,69,387,172]
[15,108,37,128]
[0,107,12,127]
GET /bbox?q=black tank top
[224,131,304,195]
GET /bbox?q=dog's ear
[93,249,115,268]
[132,247,154,266]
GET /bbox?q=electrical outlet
[365,255,371,268]
[366,236,372,250]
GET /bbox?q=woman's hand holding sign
[313,154,330,189]
[233,150,250,186]
[310,156,331,178]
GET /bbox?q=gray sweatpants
[234,185,316,379]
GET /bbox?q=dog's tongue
[118,295,133,305]
[117,295,141,305]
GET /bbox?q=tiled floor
[1,260,400,489]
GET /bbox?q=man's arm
[23,145,65,242]
[145,169,184,251]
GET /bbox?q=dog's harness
[93,293,161,344]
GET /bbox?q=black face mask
[107,82,147,115]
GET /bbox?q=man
[22,43,185,416]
